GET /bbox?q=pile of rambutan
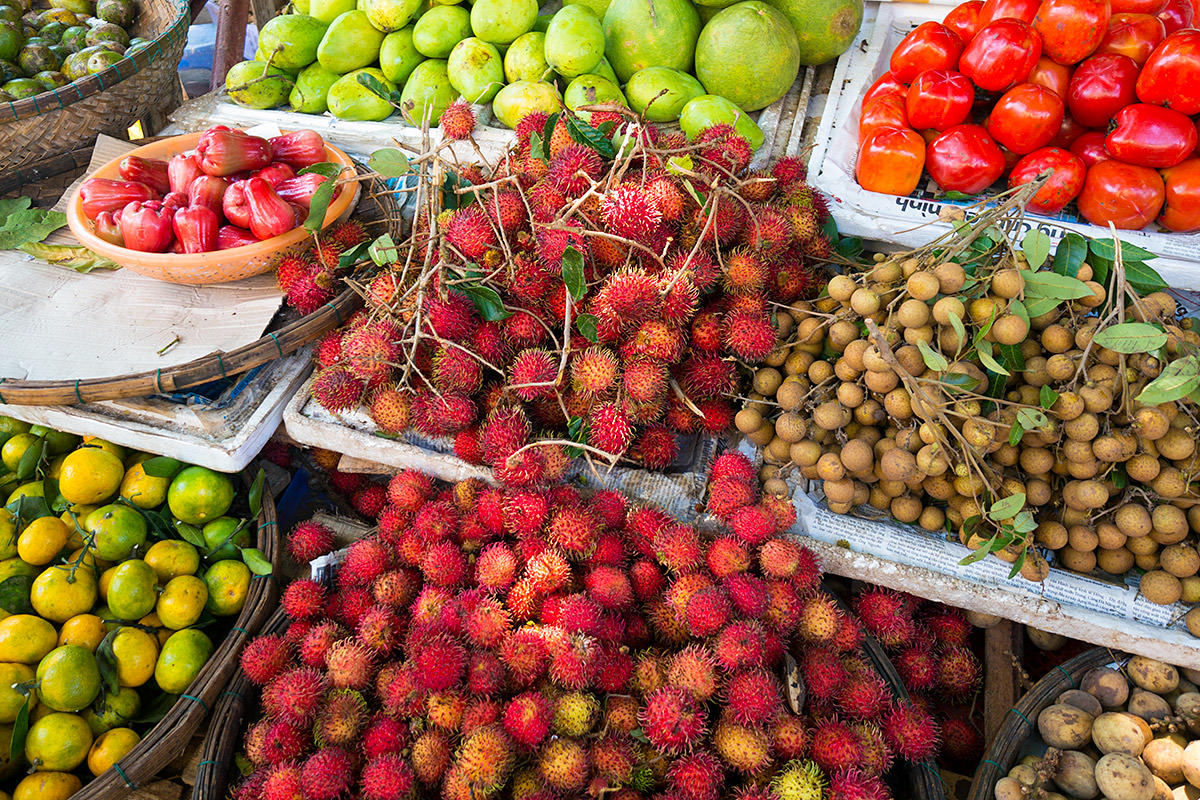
[305,107,832,481]
[275,221,372,314]
[232,454,940,800]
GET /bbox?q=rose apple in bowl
[66,130,359,285]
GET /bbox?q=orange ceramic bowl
[66,131,359,285]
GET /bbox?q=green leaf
[1137,355,1200,405]
[1023,271,1092,301]
[1090,238,1157,263]
[575,313,600,342]
[18,241,120,272]
[297,162,343,180]
[565,114,616,159]
[0,208,67,250]
[368,148,411,178]
[948,312,967,358]
[95,629,120,695]
[248,468,266,520]
[836,237,863,258]
[304,180,336,233]
[562,245,586,301]
[1008,420,1025,446]
[140,456,182,479]
[1111,462,1128,489]
[460,284,510,321]
[976,339,1010,376]
[1021,230,1052,269]
[529,130,545,161]
[240,547,273,576]
[1023,295,1061,319]
[338,240,373,269]
[368,234,397,266]
[129,692,177,725]
[1040,385,1059,409]
[1125,261,1168,296]
[1092,322,1168,354]
[997,343,1025,372]
[9,695,28,763]
[1007,549,1027,580]
[959,546,992,566]
[1016,408,1047,429]
[1012,510,1037,534]
[356,71,404,107]
[16,438,45,482]
[173,521,207,548]
[0,575,32,615]
[988,492,1026,521]
[941,372,978,391]
[1091,255,1112,288]
[1008,299,1030,330]
[0,197,32,221]
[821,217,839,242]
[917,340,949,372]
[1053,232,1087,277]
[543,112,559,150]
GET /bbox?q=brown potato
[1052,749,1098,799]
[1148,775,1171,800]
[1093,752,1155,800]
[1058,689,1103,717]
[1182,740,1200,789]
[1082,667,1131,709]
[1128,688,1172,723]
[1142,736,1186,784]
[1128,656,1180,694]
[1092,712,1149,756]
[1038,704,1095,749]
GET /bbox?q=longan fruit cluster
[741,249,1200,604]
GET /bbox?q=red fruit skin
[944,0,985,42]
[1136,29,1200,114]
[79,178,156,220]
[187,175,228,213]
[986,83,1065,154]
[1070,130,1112,164]
[93,211,124,246]
[162,191,189,216]
[1159,158,1200,231]
[859,95,910,140]
[118,155,171,195]
[925,124,1006,193]
[245,178,298,239]
[1076,159,1166,228]
[269,130,327,168]
[978,0,1041,25]
[167,153,204,194]
[906,69,974,131]
[1028,56,1073,96]
[1048,115,1089,149]
[223,180,251,229]
[1097,13,1167,65]
[218,225,259,249]
[1156,0,1194,31]
[959,19,1042,91]
[119,200,174,252]
[857,127,927,196]
[172,205,219,253]
[196,128,273,177]
[1067,53,1140,128]
[1106,103,1198,167]
[255,162,297,188]
[1112,0,1166,13]
[1008,147,1087,213]
[1033,0,1110,64]
[863,71,910,105]
[276,174,329,209]
[889,22,964,83]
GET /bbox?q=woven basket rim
[0,0,189,124]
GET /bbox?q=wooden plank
[983,621,1022,742]
[337,454,398,475]
[250,0,278,28]
[210,0,250,91]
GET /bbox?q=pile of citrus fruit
[0,416,271,800]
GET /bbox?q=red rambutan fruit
[475,542,518,591]
[487,188,526,233]
[680,354,736,400]
[410,730,451,784]
[626,318,686,363]
[412,635,466,691]
[629,559,666,601]
[503,690,553,749]
[537,737,590,793]
[362,714,408,760]
[425,292,478,342]
[515,111,549,147]
[466,650,506,697]
[419,540,467,588]
[240,635,293,687]
[386,469,432,512]
[623,358,669,403]
[297,620,342,669]
[502,308,550,350]
[653,524,703,575]
[547,144,603,197]
[939,711,984,766]
[772,156,807,191]
[341,323,400,383]
[591,734,637,782]
[500,628,550,686]
[595,269,660,328]
[350,483,387,519]
[571,346,619,397]
[593,644,635,692]
[281,580,325,620]
[259,762,300,800]
[286,270,335,315]
[445,206,496,260]
[837,671,893,720]
[711,717,772,773]
[882,702,940,761]
[426,690,467,730]
[411,391,477,438]
[359,753,415,800]
[432,346,483,394]
[262,667,327,727]
[313,687,368,748]
[333,586,375,629]
[314,330,342,369]
[275,253,311,293]
[481,405,532,467]
[458,725,516,791]
[798,594,843,645]
[548,633,598,689]
[585,565,634,611]
[853,588,916,647]
[712,620,768,672]
[509,348,559,401]
[602,184,662,244]
[924,607,973,648]
[464,596,511,649]
[810,718,865,774]
[937,645,982,697]
[724,573,769,619]
[667,645,720,700]
[706,537,750,578]
[325,638,376,690]
[439,99,476,140]
[588,402,634,457]
[310,367,364,413]
[722,311,777,363]
[723,250,766,295]
[367,387,411,434]
[729,504,776,546]
[668,750,725,800]
[639,686,708,754]
[339,537,391,588]
[547,506,599,557]
[828,768,890,800]
[357,605,403,654]
[725,669,782,726]
[801,648,850,703]
[771,714,810,759]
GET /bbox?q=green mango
[0,58,17,81]
[563,73,625,122]
[327,66,395,120]
[224,59,294,109]
[292,0,310,13]
[317,10,384,73]
[544,4,603,79]
[589,55,618,83]
[411,4,469,58]
[0,7,19,25]
[361,0,421,32]
[679,93,764,149]
[502,30,545,83]
[54,0,92,15]
[59,24,85,50]
[398,58,455,124]
[37,21,65,42]
[625,65,703,121]
[258,14,326,70]
[59,48,87,78]
[379,26,422,84]
[17,43,58,75]
[94,0,133,25]
[563,0,611,20]
[446,36,502,103]
[85,22,128,50]
[84,47,121,73]
[469,0,537,45]
[289,60,339,112]
[1,76,39,96]
[0,23,21,61]
[308,0,355,24]
[491,79,560,129]
[31,68,66,89]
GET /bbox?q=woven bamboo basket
[0,0,190,172]
[966,647,1121,800]
[0,162,405,405]
[71,469,282,800]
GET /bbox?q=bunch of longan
[738,249,1200,605]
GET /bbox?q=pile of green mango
[0,0,147,102]
[225,0,863,145]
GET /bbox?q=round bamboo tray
[0,0,190,172]
[74,469,281,799]
[966,647,1121,800]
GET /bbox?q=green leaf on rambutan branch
[562,246,585,301]
[530,131,546,161]
[460,284,510,321]
[575,313,600,342]
[565,114,616,158]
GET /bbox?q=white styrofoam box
[809,1,1200,290]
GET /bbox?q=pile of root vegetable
[295,105,831,481]
[231,458,946,800]
[737,190,1200,605]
